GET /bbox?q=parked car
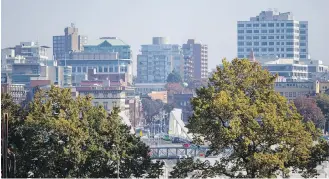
[183,143,191,148]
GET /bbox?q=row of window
[72,66,128,73]
[238,41,300,46]
[238,35,307,40]
[238,47,299,52]
[279,91,310,98]
[238,53,300,58]
[238,29,300,34]
[238,22,306,28]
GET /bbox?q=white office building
[137,37,184,83]
[237,10,308,60]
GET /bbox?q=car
[183,143,191,148]
[172,137,181,143]
[162,134,171,141]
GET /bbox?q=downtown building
[182,39,208,81]
[137,37,184,83]
[237,10,308,60]
[53,23,88,60]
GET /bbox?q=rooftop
[84,38,129,47]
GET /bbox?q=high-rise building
[13,41,51,65]
[137,37,184,83]
[237,10,309,60]
[182,39,208,80]
[53,23,88,60]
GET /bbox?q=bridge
[149,146,210,159]
[168,108,192,141]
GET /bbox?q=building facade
[137,37,184,83]
[58,37,133,86]
[237,10,309,60]
[182,39,208,80]
[53,23,88,60]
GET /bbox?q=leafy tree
[5,86,164,178]
[294,96,325,128]
[316,93,329,133]
[141,98,164,123]
[173,59,329,178]
[167,70,182,83]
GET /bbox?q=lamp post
[112,144,120,179]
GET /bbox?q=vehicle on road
[162,134,171,141]
[183,143,191,148]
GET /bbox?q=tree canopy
[294,96,325,128]
[316,93,329,133]
[167,70,182,83]
[2,86,164,178]
[171,59,329,178]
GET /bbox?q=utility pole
[2,113,9,178]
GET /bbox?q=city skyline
[2,0,329,73]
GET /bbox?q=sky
[2,0,329,73]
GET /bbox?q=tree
[141,98,164,124]
[167,70,182,83]
[5,86,164,178]
[294,96,325,128]
[316,93,329,133]
[173,59,329,178]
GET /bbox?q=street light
[112,144,120,179]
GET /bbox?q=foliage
[175,59,329,178]
[141,98,164,123]
[167,70,182,83]
[316,93,329,133]
[3,86,163,178]
[294,96,325,128]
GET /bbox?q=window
[253,30,259,33]
[286,42,294,45]
[300,36,306,40]
[286,48,294,52]
[281,42,284,45]
[269,29,274,33]
[238,24,244,27]
[246,24,252,27]
[261,42,267,47]
[286,23,294,27]
[281,36,285,39]
[268,36,274,39]
[261,48,267,52]
[104,67,108,72]
[109,67,113,72]
[300,24,307,28]
[253,24,259,27]
[268,48,274,52]
[94,102,99,106]
[253,48,259,52]
[286,54,294,58]
[238,42,244,46]
[253,36,259,39]
[246,42,252,46]
[269,42,274,46]
[300,42,306,46]
[286,29,294,33]
[301,49,307,52]
[246,36,252,40]
[98,66,102,72]
[72,67,76,72]
[238,36,244,40]
[246,30,252,33]
[281,48,284,52]
[276,29,280,33]
[300,55,307,58]
[83,67,87,72]
[103,102,108,110]
[261,29,267,33]
[281,23,285,27]
[268,23,274,27]
[77,67,81,73]
[238,30,244,33]
[276,23,280,27]
[261,23,267,27]
[300,30,306,34]
[238,55,244,58]
[281,29,285,33]
[261,36,267,39]
[286,35,294,39]
[276,36,280,39]
[238,48,244,52]
[254,42,259,46]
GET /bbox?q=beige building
[274,81,318,101]
[76,86,126,111]
[148,91,168,103]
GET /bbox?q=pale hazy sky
[2,0,329,71]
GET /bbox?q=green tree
[316,93,329,133]
[5,86,163,178]
[172,59,329,178]
[141,98,164,123]
[167,70,182,83]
